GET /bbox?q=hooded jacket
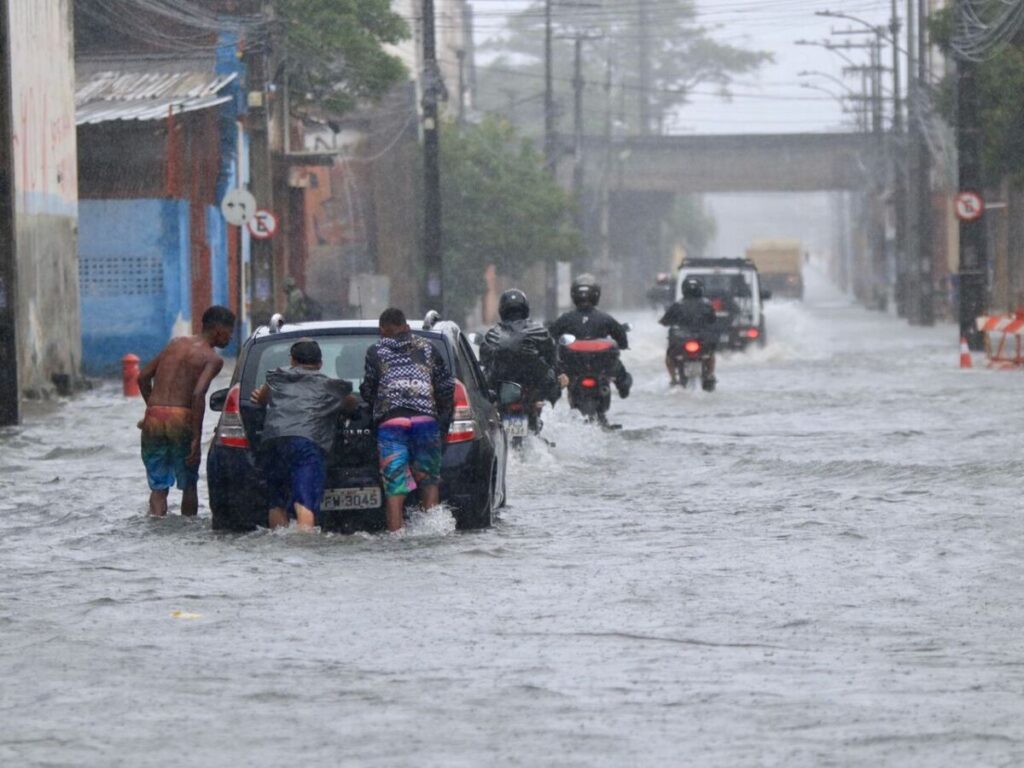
[261,367,352,453]
[360,332,455,425]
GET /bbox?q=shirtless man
[137,306,235,517]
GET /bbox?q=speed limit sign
[954,191,985,222]
[248,210,278,239]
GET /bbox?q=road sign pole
[955,48,988,349]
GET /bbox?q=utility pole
[0,4,18,426]
[247,2,276,326]
[422,0,445,315]
[597,44,614,302]
[891,0,908,318]
[456,48,466,129]
[954,7,987,347]
[637,0,651,135]
[904,0,921,323]
[543,0,558,320]
[915,0,934,325]
[572,35,585,237]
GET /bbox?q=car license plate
[683,361,702,378]
[504,415,528,438]
[321,486,381,511]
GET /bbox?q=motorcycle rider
[660,275,718,386]
[479,289,562,430]
[550,274,632,398]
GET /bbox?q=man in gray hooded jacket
[251,339,355,530]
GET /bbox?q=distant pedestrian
[250,339,355,530]
[284,276,323,322]
[360,308,455,532]
[137,305,235,517]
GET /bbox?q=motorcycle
[667,327,715,392]
[496,381,547,449]
[557,334,623,427]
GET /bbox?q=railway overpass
[587,132,877,193]
[576,131,882,304]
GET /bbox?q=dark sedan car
[206,315,509,533]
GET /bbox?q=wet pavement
[1,268,1022,767]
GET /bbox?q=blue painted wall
[79,199,191,374]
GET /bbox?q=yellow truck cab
[745,239,804,300]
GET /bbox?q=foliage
[931,7,1024,183]
[440,118,585,323]
[667,195,716,259]
[474,0,771,138]
[276,0,409,114]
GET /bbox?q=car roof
[250,317,464,346]
[680,258,757,271]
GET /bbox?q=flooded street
[2,268,1023,767]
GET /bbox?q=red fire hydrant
[122,353,141,397]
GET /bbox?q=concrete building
[0,0,81,424]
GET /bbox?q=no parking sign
[248,210,278,239]
[954,191,985,222]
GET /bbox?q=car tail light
[745,328,760,339]
[446,379,476,443]
[580,377,598,389]
[711,298,723,312]
[683,340,701,355]
[217,384,250,448]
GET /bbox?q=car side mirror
[558,333,577,346]
[621,322,633,332]
[498,381,523,405]
[760,289,773,301]
[209,388,228,412]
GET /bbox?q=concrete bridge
[586,132,877,194]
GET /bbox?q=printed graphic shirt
[360,332,456,425]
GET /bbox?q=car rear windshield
[243,332,453,392]
[686,271,754,297]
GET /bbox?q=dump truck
[745,239,804,300]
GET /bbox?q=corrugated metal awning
[76,70,237,126]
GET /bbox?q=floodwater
[2,268,1022,767]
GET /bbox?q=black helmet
[498,288,530,321]
[682,276,704,299]
[570,273,601,308]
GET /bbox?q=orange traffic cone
[959,337,973,369]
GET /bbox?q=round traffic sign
[248,209,278,240]
[954,190,985,222]
[220,188,257,226]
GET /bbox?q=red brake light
[217,384,250,448]
[580,377,598,389]
[683,340,701,354]
[711,299,723,311]
[446,380,476,443]
[746,328,760,339]
[567,340,616,353]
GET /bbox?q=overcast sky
[472,0,899,134]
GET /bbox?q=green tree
[931,7,1024,183]
[668,195,716,260]
[475,0,770,138]
[277,0,409,114]
[440,118,584,323]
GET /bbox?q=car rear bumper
[207,437,493,532]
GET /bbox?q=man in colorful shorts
[250,339,355,531]
[137,306,235,517]
[360,308,455,532]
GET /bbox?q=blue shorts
[377,416,442,497]
[260,437,326,518]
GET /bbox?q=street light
[798,69,857,96]
[794,38,859,67]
